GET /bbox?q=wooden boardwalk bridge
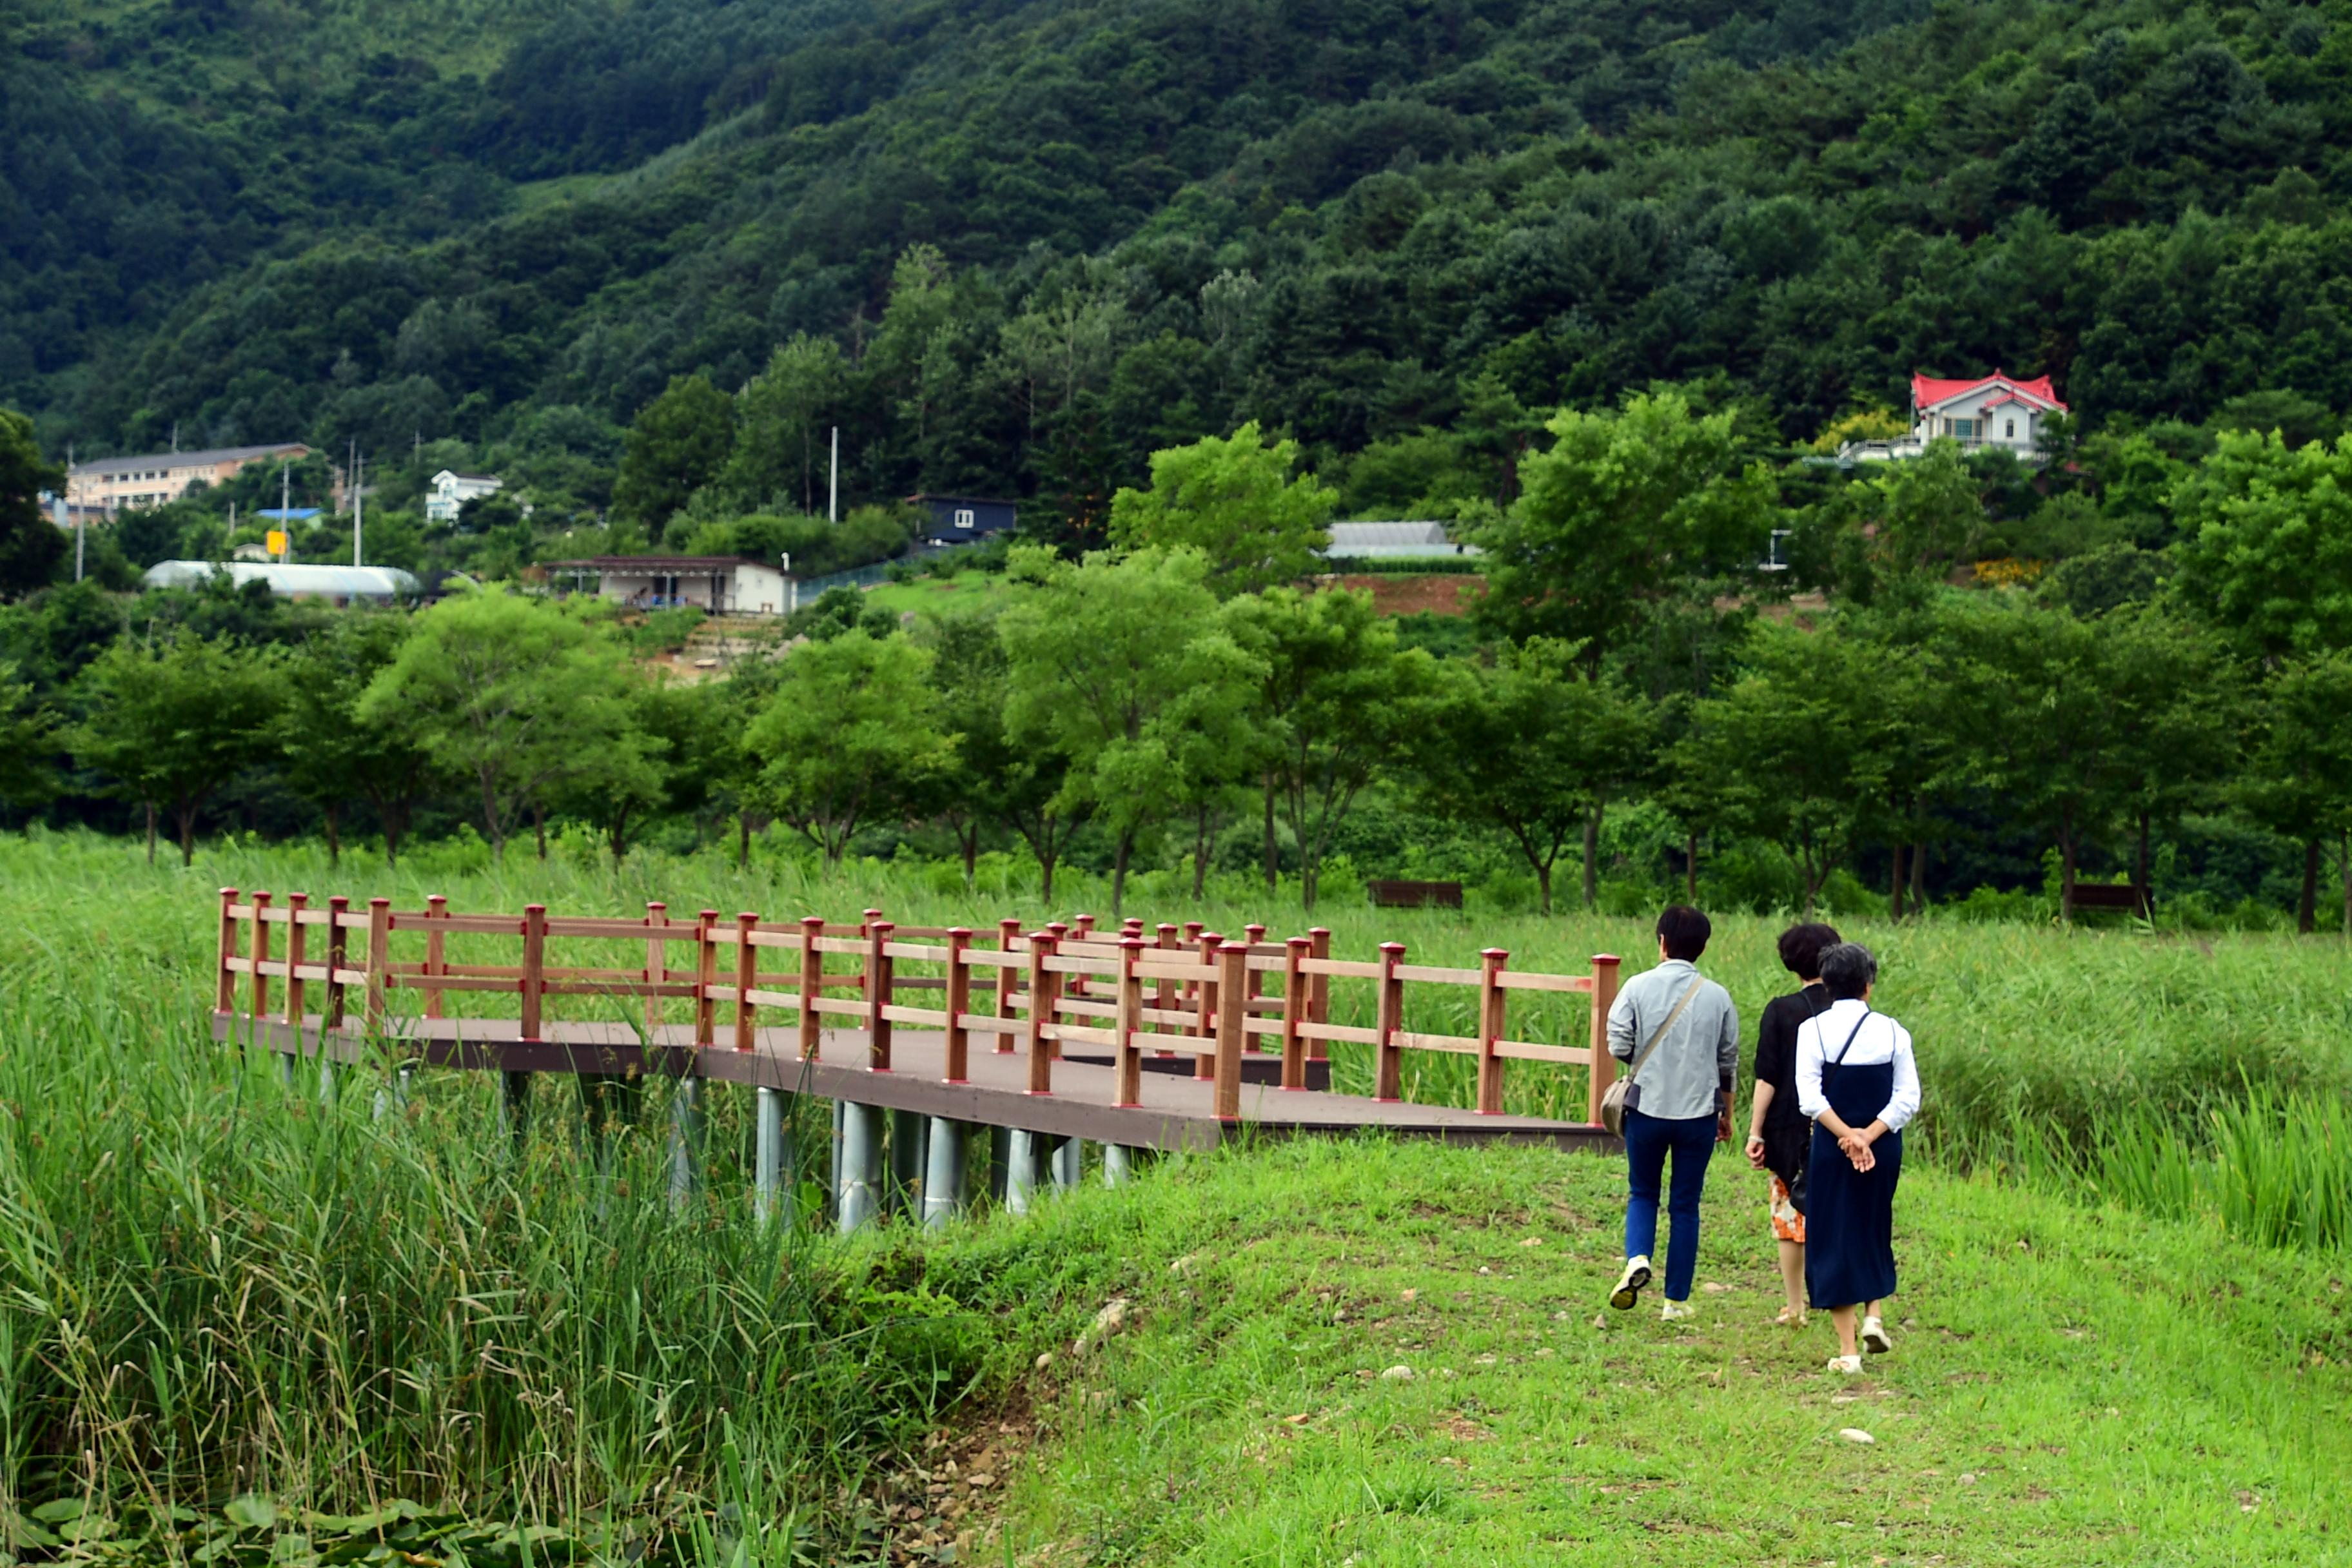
[210,892,1624,1228]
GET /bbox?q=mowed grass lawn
[983,1139,2350,1566]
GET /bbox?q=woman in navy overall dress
[1794,943,1920,1375]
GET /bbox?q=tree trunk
[1582,805,1601,912]
[1909,840,1926,910]
[1684,832,1698,902]
[1112,830,1133,918]
[738,810,752,871]
[177,802,197,868]
[1193,803,1210,901]
[383,805,404,868]
[145,801,157,867]
[1889,841,1906,920]
[1262,774,1277,892]
[961,823,979,891]
[2135,809,2151,901]
[1038,845,1057,904]
[1536,861,1553,917]
[534,805,548,861]
[324,803,341,868]
[2297,837,2320,934]
[480,772,505,865]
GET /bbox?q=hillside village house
[426,470,504,524]
[543,555,792,614]
[65,442,309,514]
[906,493,1017,545]
[1841,372,2067,463]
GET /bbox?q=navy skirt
[1805,1057,1901,1309]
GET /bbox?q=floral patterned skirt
[1769,1173,1806,1245]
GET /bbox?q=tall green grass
[0,876,1033,1547]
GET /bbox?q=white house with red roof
[1841,371,2068,464]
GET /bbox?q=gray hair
[1818,942,1879,1001]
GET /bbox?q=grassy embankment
[1,832,2347,1561]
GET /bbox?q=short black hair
[1656,905,1711,963]
[1777,922,1842,981]
[1818,942,1878,1001]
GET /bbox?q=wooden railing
[214,891,1625,1124]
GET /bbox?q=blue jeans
[1622,1107,1719,1302]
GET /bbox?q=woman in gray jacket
[1603,905,1740,1321]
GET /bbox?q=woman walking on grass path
[1603,905,1740,1321]
[1744,921,1843,1328]
[1796,941,1919,1374]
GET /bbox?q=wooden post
[994,917,1021,1052]
[1191,930,1222,1080]
[1154,923,1179,1055]
[1308,927,1332,1057]
[945,927,972,1083]
[1373,941,1406,1102]
[424,894,448,1020]
[1113,936,1144,1107]
[364,898,391,1034]
[1242,924,1267,1051]
[519,904,547,1043]
[798,914,825,1061]
[248,890,272,1020]
[281,892,309,1032]
[1587,953,1622,1126]
[1025,930,1057,1095]
[1069,914,1094,999]
[1476,947,1508,1116]
[1213,940,1248,1122]
[1044,922,1070,1056]
[644,901,667,1037]
[1280,936,1309,1091]
[694,909,719,1048]
[868,918,895,1072]
[324,896,349,1031]
[734,912,758,1052]
[215,887,239,1014]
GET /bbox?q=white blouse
[1794,999,1921,1132]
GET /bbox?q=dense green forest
[15,0,2352,531]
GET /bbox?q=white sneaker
[1660,1299,1695,1322]
[1608,1255,1652,1311]
[1861,1316,1892,1355]
[1825,1354,1863,1375]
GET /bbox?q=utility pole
[281,461,291,546]
[66,444,82,582]
[353,451,364,567]
[828,426,839,522]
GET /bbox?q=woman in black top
[1743,922,1839,1326]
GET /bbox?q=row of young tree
[17,533,2351,930]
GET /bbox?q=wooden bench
[2070,884,2150,917]
[1367,879,1464,909]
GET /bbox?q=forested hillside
[18,0,2352,529]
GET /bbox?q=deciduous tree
[70,634,281,865]
[745,631,948,869]
[1107,424,1337,597]
[358,589,638,862]
[999,547,1261,912]
[1476,390,1772,668]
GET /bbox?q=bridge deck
[216,1014,1615,1152]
